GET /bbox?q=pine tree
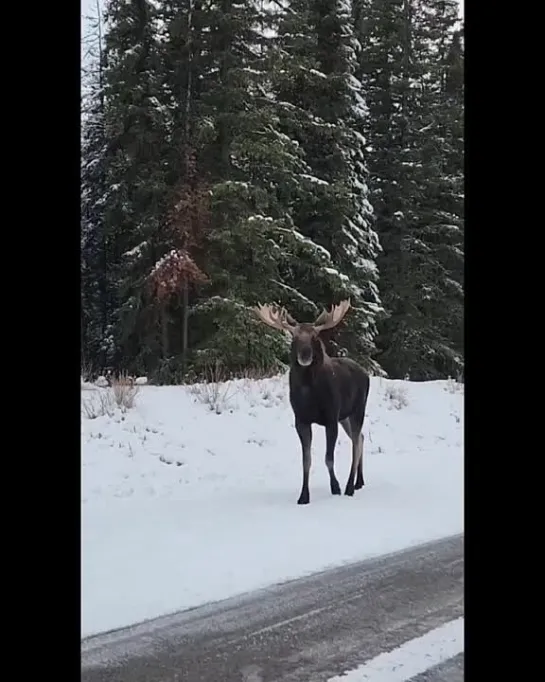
[81,2,115,373]
[99,0,173,374]
[404,0,463,379]
[274,0,385,373]
[141,0,211,382]
[154,0,357,376]
[84,0,464,381]
[354,0,464,379]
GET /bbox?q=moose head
[253,300,351,367]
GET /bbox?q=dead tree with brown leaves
[149,150,210,372]
[254,300,370,505]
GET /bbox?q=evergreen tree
[405,0,463,379]
[156,0,355,376]
[81,0,463,382]
[274,0,385,373]
[81,2,115,372]
[100,0,173,374]
[354,0,464,379]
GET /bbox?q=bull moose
[254,300,370,505]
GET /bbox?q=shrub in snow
[95,376,109,388]
[111,374,139,410]
[384,384,409,410]
[445,376,464,394]
[82,390,116,419]
[82,374,139,419]
[188,362,237,414]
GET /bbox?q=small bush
[82,373,140,419]
[111,373,140,410]
[445,375,464,394]
[189,362,237,414]
[384,383,409,410]
[82,390,116,419]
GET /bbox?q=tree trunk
[161,305,169,358]
[181,283,189,374]
[181,0,194,377]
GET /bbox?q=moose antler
[254,303,298,333]
[313,299,351,332]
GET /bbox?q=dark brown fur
[254,301,370,504]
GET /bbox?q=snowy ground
[81,373,464,638]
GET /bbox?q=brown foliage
[149,149,211,302]
[151,249,208,301]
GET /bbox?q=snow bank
[81,374,464,637]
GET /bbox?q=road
[81,534,463,682]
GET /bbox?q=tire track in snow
[81,534,463,682]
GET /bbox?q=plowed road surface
[81,534,464,682]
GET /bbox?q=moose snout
[297,349,313,366]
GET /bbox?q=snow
[327,617,464,681]
[352,257,379,275]
[301,173,330,186]
[248,214,274,222]
[271,281,318,309]
[123,241,148,258]
[324,266,350,282]
[284,228,332,260]
[82,374,463,639]
[308,68,328,80]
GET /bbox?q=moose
[254,300,370,505]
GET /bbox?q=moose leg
[344,416,364,496]
[354,434,365,490]
[325,422,341,495]
[295,421,312,505]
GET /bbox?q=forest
[81,0,464,384]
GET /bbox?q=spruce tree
[354,0,464,379]
[99,0,173,374]
[81,2,115,373]
[405,0,463,379]
[274,0,385,373]
[155,0,356,376]
[84,0,464,381]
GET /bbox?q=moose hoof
[344,487,355,497]
[354,480,364,490]
[297,492,310,505]
[331,482,341,495]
